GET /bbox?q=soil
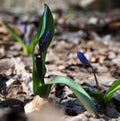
[0,8,120,121]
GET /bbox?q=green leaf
[31,4,54,94]
[3,23,28,54]
[27,4,47,51]
[36,76,96,115]
[88,90,105,106]
[104,79,120,103]
[40,4,54,52]
[68,93,77,98]
[29,4,54,53]
[27,35,37,53]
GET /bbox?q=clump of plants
[30,4,96,115]
[4,3,96,115]
[77,51,120,112]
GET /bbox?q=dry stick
[90,65,100,90]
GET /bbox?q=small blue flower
[22,23,27,34]
[25,37,31,46]
[77,51,90,65]
[39,29,50,51]
[88,87,94,92]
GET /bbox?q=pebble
[96,65,109,74]
[98,74,116,86]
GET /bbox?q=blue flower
[39,29,50,51]
[77,51,90,65]
[25,37,31,46]
[88,87,94,92]
[22,23,27,34]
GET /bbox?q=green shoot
[104,79,120,104]
[3,23,28,54]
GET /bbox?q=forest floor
[0,8,120,121]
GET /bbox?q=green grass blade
[3,23,28,54]
[36,75,96,115]
[104,79,120,103]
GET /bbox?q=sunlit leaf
[3,23,28,54]
[36,75,96,115]
[104,79,120,103]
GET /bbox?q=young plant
[4,19,35,54]
[77,51,120,107]
[77,51,100,90]
[31,4,96,115]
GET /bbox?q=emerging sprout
[39,29,50,51]
[77,51,100,90]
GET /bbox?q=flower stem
[90,65,100,90]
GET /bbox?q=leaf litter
[0,9,120,121]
